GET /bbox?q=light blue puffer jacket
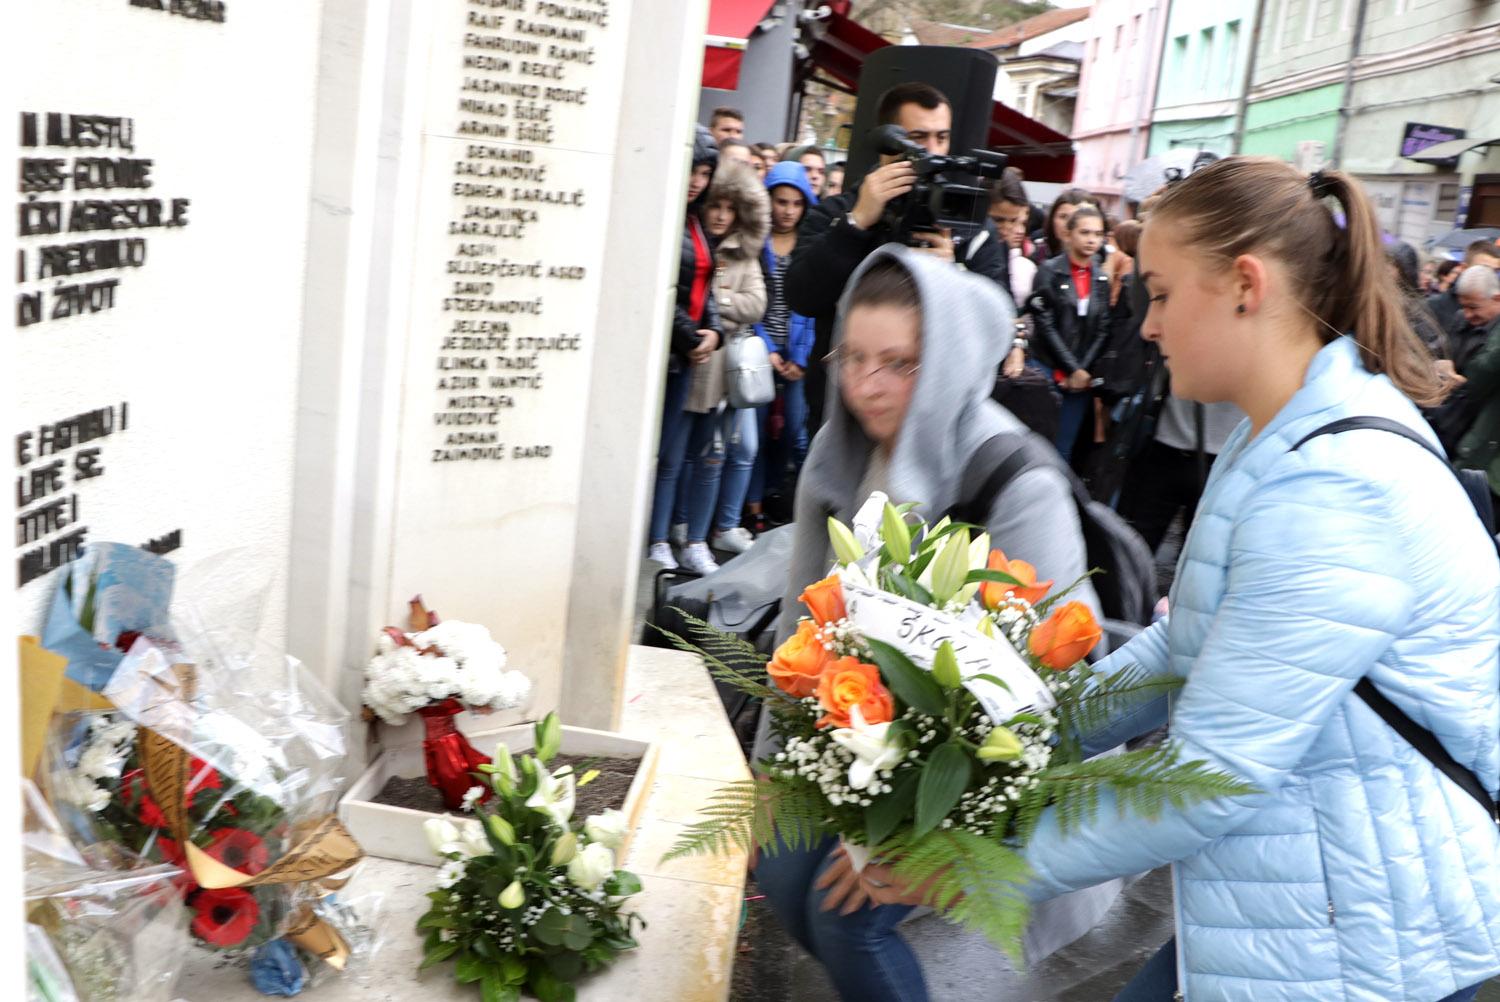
[1022,336,1500,1001]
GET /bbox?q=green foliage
[865,639,945,716]
[864,770,919,847]
[914,743,970,838]
[1012,743,1259,840]
[652,611,787,706]
[883,828,1035,962]
[661,777,831,862]
[1052,664,1184,760]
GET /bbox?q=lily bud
[828,516,864,565]
[499,880,525,909]
[535,712,562,763]
[931,641,962,689]
[487,814,516,846]
[977,726,1024,762]
[551,831,578,865]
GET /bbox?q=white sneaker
[647,542,678,569]
[712,526,756,554]
[669,522,689,549]
[680,542,720,576]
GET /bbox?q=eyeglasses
[823,348,922,383]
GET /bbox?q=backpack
[724,331,775,409]
[951,431,1160,627]
[640,525,796,754]
[1291,416,1498,825]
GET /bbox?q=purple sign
[1402,122,1465,158]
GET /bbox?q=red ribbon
[418,699,491,810]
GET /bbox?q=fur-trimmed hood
[702,160,769,262]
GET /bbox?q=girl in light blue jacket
[1020,157,1500,1001]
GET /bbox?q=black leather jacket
[1026,252,1112,377]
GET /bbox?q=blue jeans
[673,407,759,539]
[1055,389,1092,462]
[1114,938,1485,1001]
[755,838,927,1002]
[748,376,809,506]
[648,368,694,543]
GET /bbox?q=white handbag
[724,331,775,409]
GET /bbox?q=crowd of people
[651,88,1500,1002]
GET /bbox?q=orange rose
[814,657,894,729]
[981,550,1053,609]
[1028,601,1102,670]
[800,574,847,626]
[767,620,834,698]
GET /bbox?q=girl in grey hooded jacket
[754,244,1113,1001]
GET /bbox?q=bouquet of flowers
[659,494,1253,955]
[42,623,366,967]
[362,598,533,810]
[417,713,644,1002]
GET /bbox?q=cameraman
[786,82,1009,432]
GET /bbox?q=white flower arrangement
[57,714,137,814]
[362,617,532,725]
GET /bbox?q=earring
[1236,304,1247,315]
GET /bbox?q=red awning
[702,0,777,90]
[798,1,1075,182]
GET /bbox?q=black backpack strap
[1292,416,1499,823]
[952,432,1047,525]
[1354,678,1498,822]
[1292,416,1496,538]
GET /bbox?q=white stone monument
[12,0,325,646]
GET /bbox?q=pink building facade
[1069,0,1167,214]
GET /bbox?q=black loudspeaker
[843,46,999,192]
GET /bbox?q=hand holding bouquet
[660,494,1254,955]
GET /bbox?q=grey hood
[808,242,1017,522]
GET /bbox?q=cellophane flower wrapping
[42,615,358,956]
[25,779,190,1002]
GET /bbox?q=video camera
[871,124,1009,246]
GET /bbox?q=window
[1172,34,1189,91]
[1223,20,1241,92]
[1131,13,1142,49]
[1304,0,1321,42]
[1436,182,1460,222]
[1114,24,1124,51]
[1199,27,1216,89]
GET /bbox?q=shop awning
[797,1,1075,182]
[702,0,777,90]
[1405,136,1498,165]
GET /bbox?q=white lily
[829,705,906,791]
[567,841,615,890]
[525,765,576,827]
[584,809,628,851]
[424,817,490,859]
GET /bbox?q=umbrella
[1426,227,1500,255]
[1122,149,1199,204]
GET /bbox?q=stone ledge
[175,645,750,1001]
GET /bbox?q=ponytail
[1152,157,1446,406]
[1310,171,1444,405]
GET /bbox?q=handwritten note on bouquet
[842,580,1056,723]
